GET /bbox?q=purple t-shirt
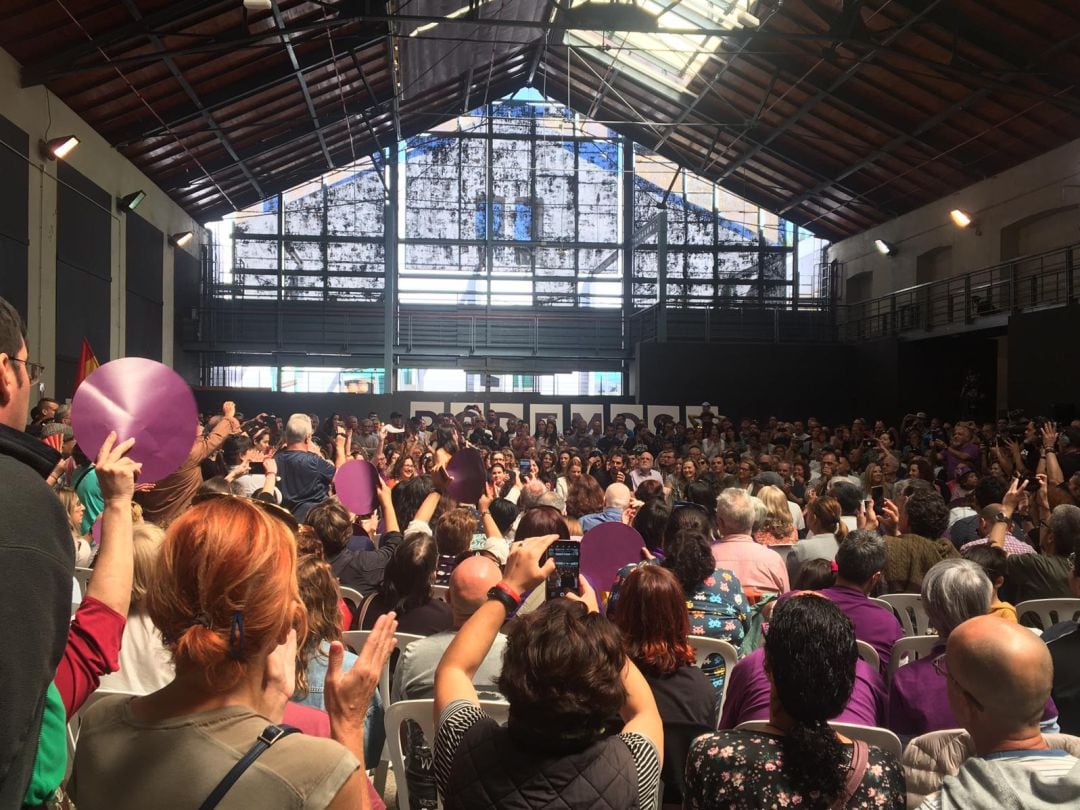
[718,648,886,729]
[888,642,1058,737]
[819,585,904,672]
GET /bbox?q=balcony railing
[840,242,1079,341]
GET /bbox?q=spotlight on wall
[117,190,146,212]
[42,135,79,160]
[874,239,895,256]
[949,208,974,228]
[169,231,194,247]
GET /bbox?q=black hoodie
[0,424,70,807]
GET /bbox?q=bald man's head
[604,482,631,510]
[947,615,1053,740]
[448,555,502,628]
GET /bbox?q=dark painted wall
[173,246,201,384]
[1008,305,1080,418]
[0,115,29,318]
[124,212,163,359]
[895,331,1000,423]
[56,163,111,398]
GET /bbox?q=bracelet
[494,581,521,604]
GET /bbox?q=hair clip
[830,560,839,573]
[228,611,245,659]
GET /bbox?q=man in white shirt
[629,449,663,491]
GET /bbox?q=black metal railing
[840,242,1078,341]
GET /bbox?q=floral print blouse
[684,730,906,809]
[608,562,750,694]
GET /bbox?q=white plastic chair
[879,593,931,636]
[736,720,902,759]
[887,635,940,679]
[855,640,880,671]
[341,630,425,710]
[339,586,365,613]
[74,566,93,595]
[385,698,510,810]
[1015,598,1080,631]
[686,636,739,718]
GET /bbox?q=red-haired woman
[71,496,398,810]
[612,565,717,729]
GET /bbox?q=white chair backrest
[880,594,930,636]
[341,630,426,710]
[886,635,940,679]
[431,584,450,603]
[829,721,903,759]
[686,636,739,719]
[74,566,93,595]
[736,719,902,759]
[1015,598,1080,631]
[339,586,365,612]
[385,698,510,810]
[855,640,880,671]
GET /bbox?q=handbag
[198,724,299,810]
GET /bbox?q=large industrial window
[400,95,622,307]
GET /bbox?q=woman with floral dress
[684,594,905,809]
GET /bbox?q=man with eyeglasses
[0,295,76,806]
[917,616,1080,808]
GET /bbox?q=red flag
[73,338,100,393]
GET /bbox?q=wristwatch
[487,582,522,612]
[991,511,1010,524]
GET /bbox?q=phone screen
[1023,475,1041,493]
[871,485,885,515]
[543,540,581,600]
[519,459,531,477]
[248,461,266,475]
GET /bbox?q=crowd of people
[3,291,1080,809]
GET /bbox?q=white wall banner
[647,404,681,430]
[487,403,524,428]
[570,403,605,430]
[410,401,446,427]
[611,404,644,431]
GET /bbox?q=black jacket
[0,424,71,807]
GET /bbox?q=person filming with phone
[432,534,664,810]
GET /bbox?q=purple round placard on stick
[334,460,380,515]
[446,448,486,504]
[71,358,198,484]
[580,522,646,594]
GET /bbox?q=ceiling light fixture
[874,239,895,256]
[42,135,79,160]
[949,209,974,228]
[243,0,272,11]
[169,231,194,247]
[117,190,146,212]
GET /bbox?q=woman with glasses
[684,594,906,809]
[887,558,1059,741]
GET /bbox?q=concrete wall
[831,137,1080,302]
[0,47,204,399]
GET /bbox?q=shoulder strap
[830,739,869,810]
[355,592,377,630]
[199,724,299,810]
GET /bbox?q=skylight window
[564,0,760,96]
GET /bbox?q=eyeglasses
[12,358,45,383]
[932,653,984,711]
